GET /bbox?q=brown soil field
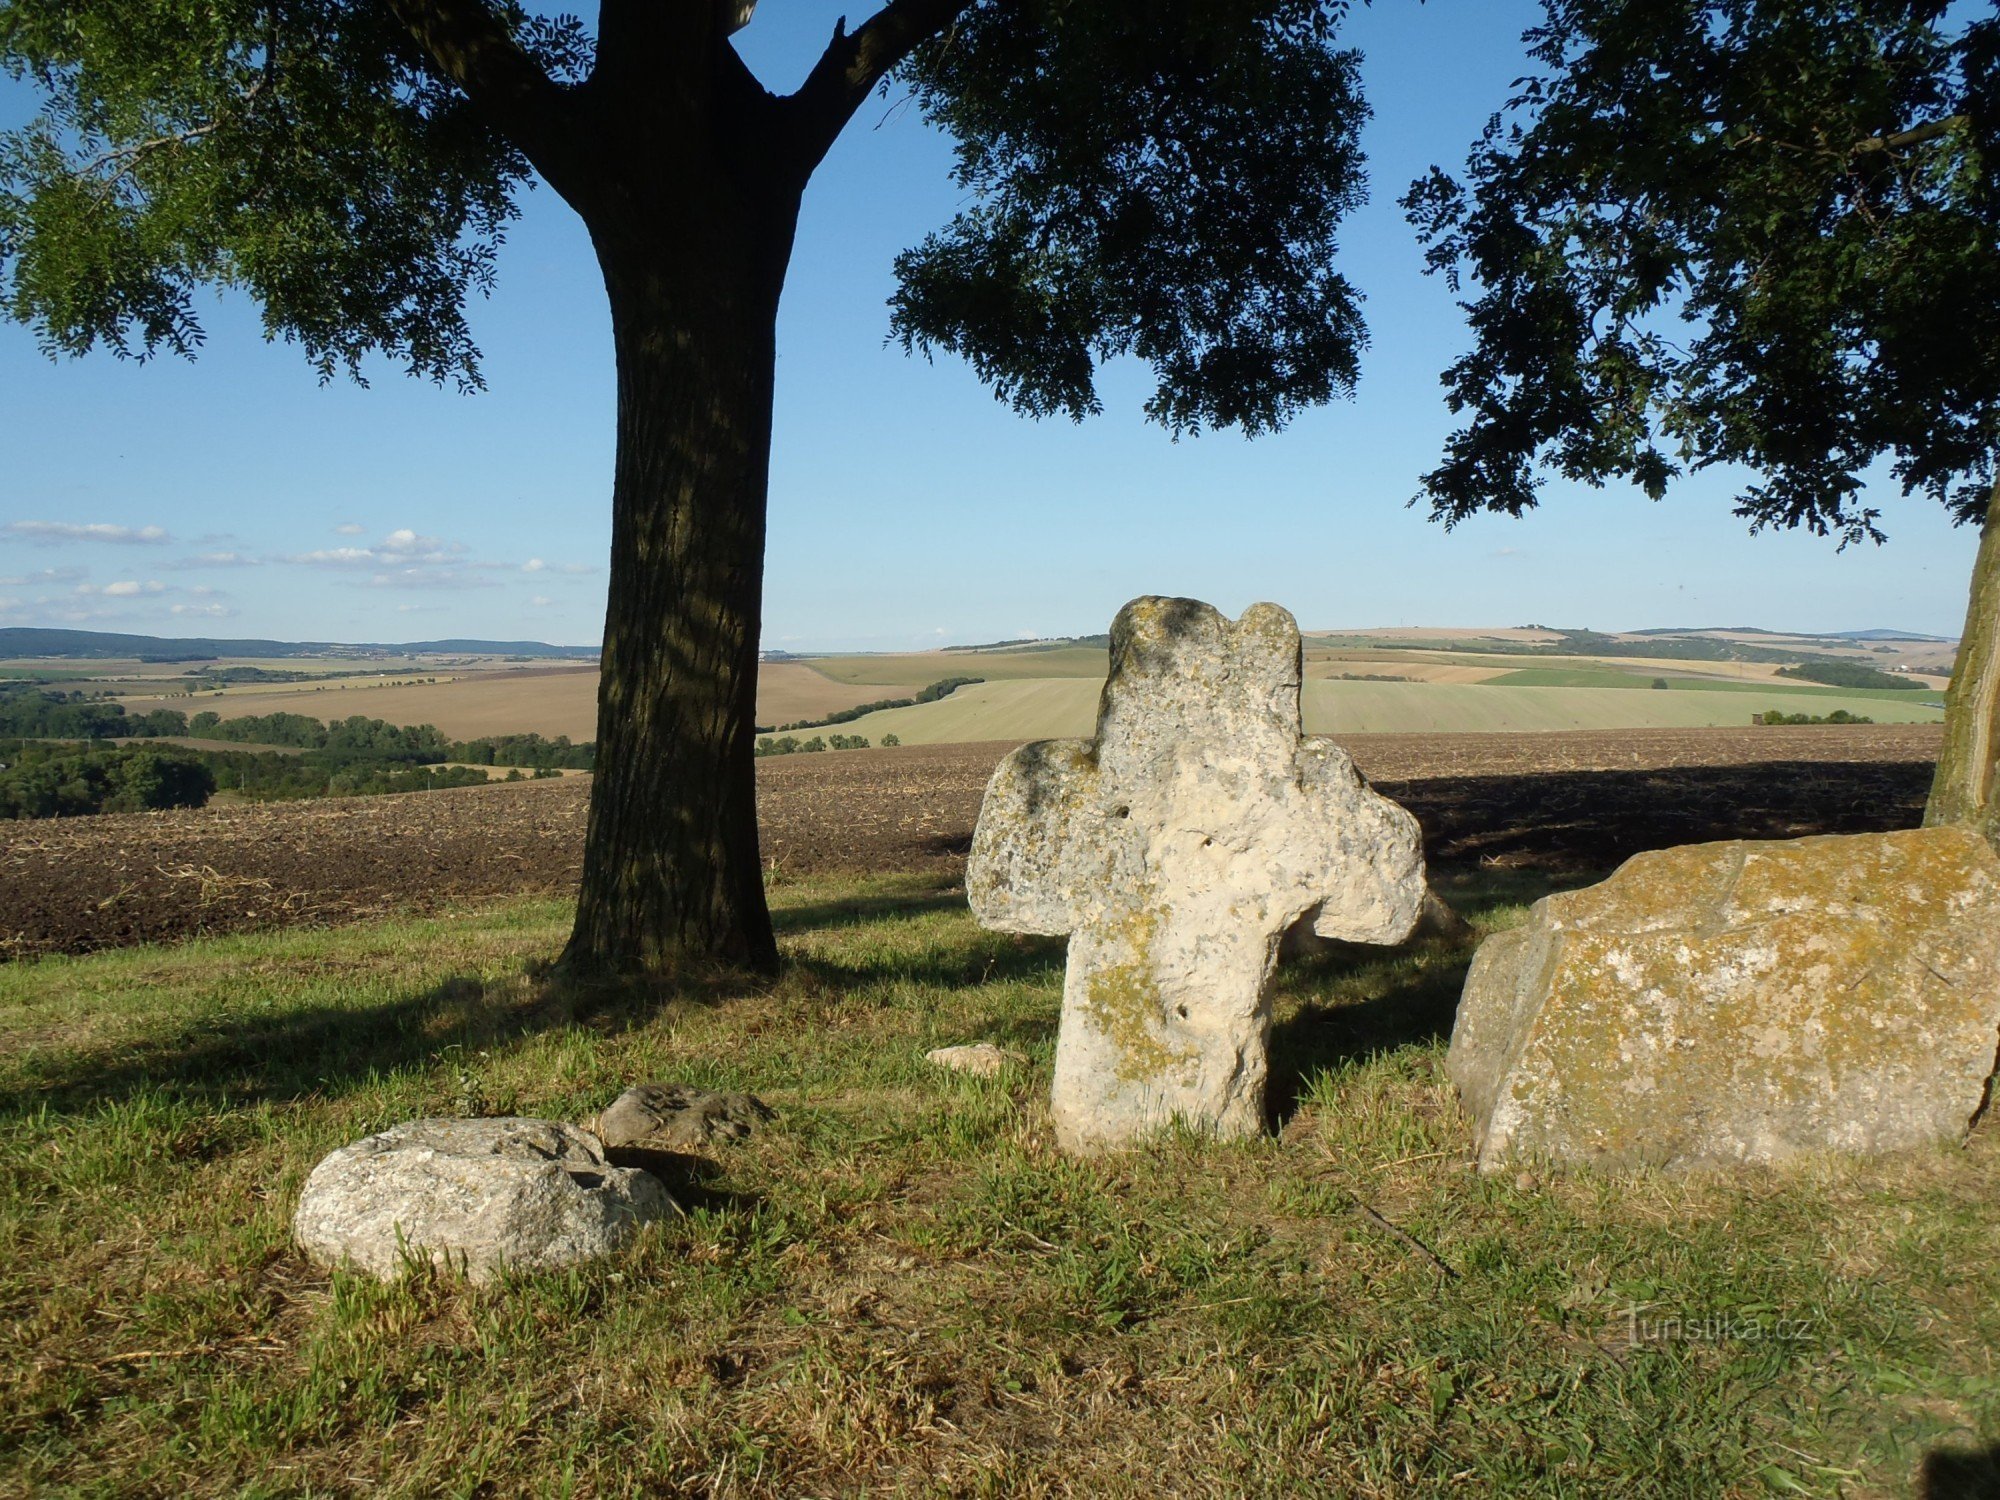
[116,662,898,742]
[0,724,1942,960]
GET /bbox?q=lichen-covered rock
[294,1117,674,1282]
[1448,828,2000,1171]
[926,1042,1028,1077]
[596,1084,773,1152]
[968,597,1427,1152]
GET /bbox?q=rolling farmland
[76,626,1949,746]
[114,662,906,741]
[823,675,1946,744]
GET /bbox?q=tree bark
[560,198,799,977]
[1925,486,2000,848]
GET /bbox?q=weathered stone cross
[968,597,1428,1152]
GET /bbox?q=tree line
[0,689,594,766]
[0,688,590,820]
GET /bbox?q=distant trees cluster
[755,733,873,757]
[0,741,215,819]
[1752,709,1876,726]
[0,688,585,820]
[1775,662,1927,692]
[0,688,191,740]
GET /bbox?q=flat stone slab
[968,597,1427,1151]
[596,1084,773,1152]
[1448,827,2000,1171]
[294,1117,674,1282]
[926,1042,1028,1077]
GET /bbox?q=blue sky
[0,0,1980,650]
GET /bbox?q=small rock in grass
[596,1084,773,1152]
[294,1117,673,1283]
[926,1042,1028,1078]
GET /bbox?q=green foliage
[880,732,901,747]
[1777,660,1926,690]
[0,738,214,817]
[0,684,185,737]
[448,732,593,770]
[1406,0,2000,540]
[755,732,870,758]
[0,0,589,386]
[1753,708,1876,725]
[895,1,1370,434]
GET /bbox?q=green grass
[3,871,1997,1494]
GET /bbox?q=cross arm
[966,740,1098,937]
[1296,741,1426,946]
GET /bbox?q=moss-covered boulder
[1448,828,2000,1172]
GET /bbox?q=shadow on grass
[1266,942,1473,1127]
[4,966,680,1117]
[1263,866,1572,1126]
[7,886,1039,1120]
[771,885,965,934]
[1922,1444,2000,1499]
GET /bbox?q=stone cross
[967,597,1428,1152]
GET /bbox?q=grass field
[825,678,1947,744]
[4,870,1996,1494]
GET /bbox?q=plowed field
[0,725,1942,959]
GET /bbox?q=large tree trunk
[561,201,798,978]
[1926,488,2000,847]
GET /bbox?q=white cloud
[554,562,595,575]
[363,566,495,591]
[282,529,466,569]
[6,520,171,545]
[0,566,85,586]
[528,595,555,608]
[281,546,377,567]
[77,579,168,598]
[334,522,366,536]
[170,602,235,618]
[164,550,259,569]
[523,558,547,573]
[187,584,226,598]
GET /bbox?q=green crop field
[795,647,1110,687]
[1483,667,1945,700]
[828,677,1948,745]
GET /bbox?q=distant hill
[1631,625,1955,644]
[0,627,597,660]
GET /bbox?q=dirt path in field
[0,725,1942,959]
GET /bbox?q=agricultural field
[8,626,1942,748]
[108,662,905,742]
[0,724,1943,959]
[822,676,1946,745]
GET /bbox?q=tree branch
[1854,115,1964,153]
[784,0,972,170]
[379,0,582,191]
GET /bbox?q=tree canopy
[2,0,1373,434]
[1405,0,2000,544]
